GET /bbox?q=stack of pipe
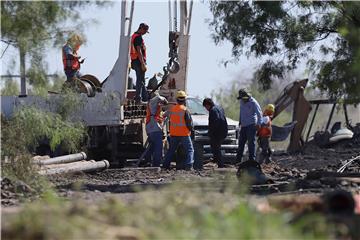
[124,100,147,119]
[34,152,109,176]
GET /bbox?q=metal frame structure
[159,0,193,103]
[305,99,352,142]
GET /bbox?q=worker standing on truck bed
[145,91,168,167]
[163,91,194,170]
[257,104,275,164]
[62,33,84,83]
[202,98,228,169]
[236,89,263,163]
[130,23,149,104]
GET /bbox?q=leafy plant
[2,106,86,156]
[1,104,86,190]
[209,1,360,102]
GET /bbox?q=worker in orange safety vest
[130,23,149,104]
[145,91,168,167]
[62,33,84,83]
[257,104,275,164]
[162,90,194,170]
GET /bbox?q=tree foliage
[210,77,292,126]
[1,1,109,90]
[209,1,360,102]
[1,79,20,96]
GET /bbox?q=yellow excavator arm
[273,79,312,152]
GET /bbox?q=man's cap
[237,88,250,100]
[139,23,149,33]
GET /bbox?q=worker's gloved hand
[141,64,147,72]
[162,98,169,105]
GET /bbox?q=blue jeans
[132,62,148,102]
[236,124,257,162]
[163,136,194,169]
[145,131,163,167]
[65,70,82,81]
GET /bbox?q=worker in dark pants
[201,98,228,169]
[257,104,275,164]
[130,23,149,104]
[236,89,263,163]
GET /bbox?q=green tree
[1,1,109,93]
[1,78,20,96]
[209,1,360,103]
[211,77,292,125]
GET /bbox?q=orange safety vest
[257,115,272,138]
[62,45,80,71]
[130,32,146,61]
[146,103,162,124]
[169,104,191,137]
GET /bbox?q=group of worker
[236,89,275,165]
[144,87,275,170]
[62,23,275,169]
[62,23,149,102]
[145,90,194,170]
[144,89,227,170]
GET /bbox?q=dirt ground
[2,135,359,207]
[2,135,360,240]
[40,136,358,205]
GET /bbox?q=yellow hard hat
[176,90,187,99]
[265,104,275,113]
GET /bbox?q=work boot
[184,164,193,171]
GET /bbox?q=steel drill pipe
[34,152,87,165]
[38,160,110,175]
[40,160,95,170]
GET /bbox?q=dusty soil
[50,137,360,204]
[2,136,359,207]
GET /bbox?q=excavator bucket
[271,121,297,141]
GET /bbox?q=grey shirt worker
[146,94,167,134]
[239,97,263,127]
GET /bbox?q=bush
[1,104,86,193]
[1,183,330,239]
[1,106,86,157]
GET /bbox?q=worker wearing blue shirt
[236,89,263,162]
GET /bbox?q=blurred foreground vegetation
[2,183,331,240]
